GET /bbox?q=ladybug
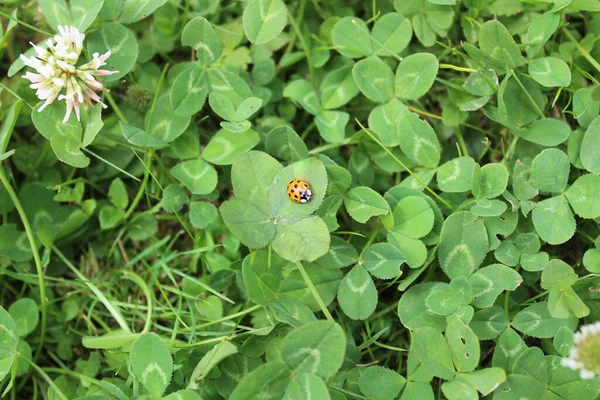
[287,179,312,203]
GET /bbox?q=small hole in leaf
[503,388,510,392]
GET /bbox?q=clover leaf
[221,150,330,262]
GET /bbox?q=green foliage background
[0,0,600,399]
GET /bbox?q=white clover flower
[561,321,600,379]
[20,25,119,123]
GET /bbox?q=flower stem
[0,167,47,360]
[124,64,169,221]
[145,63,170,134]
[104,92,129,124]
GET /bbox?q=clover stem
[286,4,314,82]
[53,246,132,332]
[81,148,140,182]
[300,121,316,140]
[124,155,151,220]
[439,63,477,73]
[406,105,498,137]
[577,230,596,244]
[281,0,307,60]
[41,368,103,388]
[309,0,327,19]
[518,290,549,307]
[16,354,68,400]
[505,265,521,314]
[172,327,274,348]
[372,341,407,352]
[370,300,400,321]
[0,83,33,109]
[295,261,335,322]
[329,385,368,400]
[502,135,519,164]
[52,177,106,196]
[184,304,263,332]
[268,244,272,270]
[435,40,468,57]
[0,10,52,37]
[128,150,195,241]
[511,71,546,119]
[454,125,469,158]
[463,15,483,28]
[308,137,356,154]
[334,231,366,237]
[455,198,478,212]
[563,28,600,75]
[359,222,380,259]
[573,63,600,85]
[371,0,378,21]
[349,18,403,62]
[0,167,47,360]
[121,271,153,333]
[355,119,454,210]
